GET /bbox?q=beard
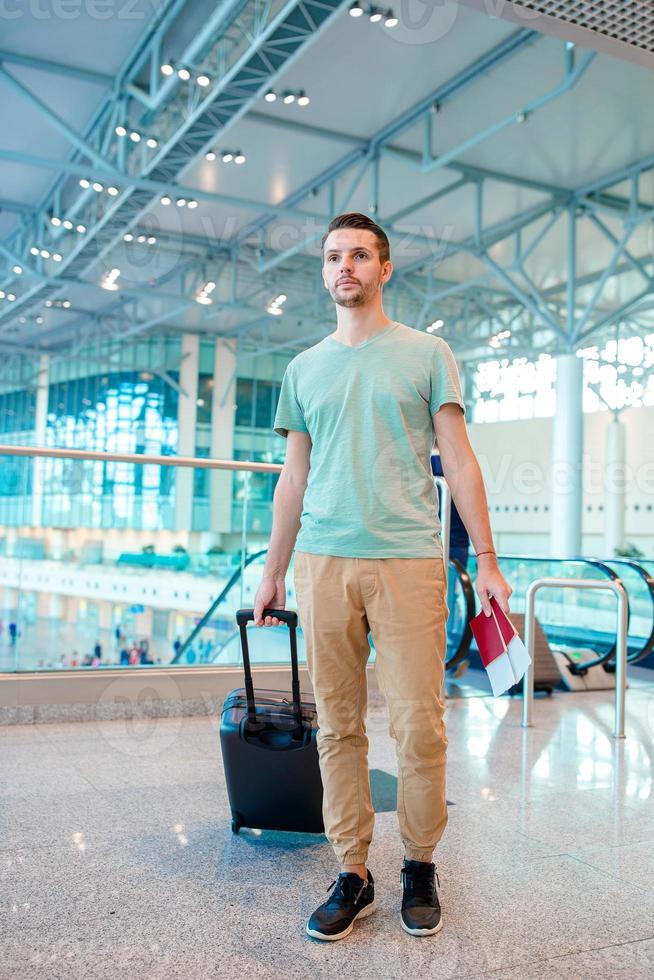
[329,274,382,308]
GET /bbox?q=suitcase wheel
[231,814,242,835]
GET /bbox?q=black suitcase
[219,607,325,836]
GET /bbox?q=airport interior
[1,1,654,976]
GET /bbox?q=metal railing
[522,577,629,738]
[434,475,451,573]
[0,444,282,473]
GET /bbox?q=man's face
[322,229,392,308]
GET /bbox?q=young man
[253,212,511,942]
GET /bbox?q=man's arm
[254,429,312,627]
[432,403,512,616]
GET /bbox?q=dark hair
[321,212,390,265]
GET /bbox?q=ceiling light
[115,125,127,137]
[160,195,171,205]
[50,216,61,227]
[349,1,364,15]
[234,153,246,164]
[205,150,216,161]
[177,67,191,81]
[137,235,146,243]
[221,151,233,163]
[129,131,141,142]
[52,253,62,262]
[161,63,174,76]
[187,200,198,209]
[92,182,103,193]
[63,220,74,230]
[13,265,22,274]
[384,10,398,27]
[7,293,16,301]
[147,236,156,244]
[297,92,310,107]
[62,300,71,308]
[107,186,119,196]
[0,290,5,298]
[45,300,53,307]
[123,233,133,242]
[36,316,43,324]
[264,89,277,102]
[30,246,39,256]
[369,7,383,22]
[79,178,90,188]
[267,293,287,315]
[196,74,211,87]
[101,268,121,291]
[176,198,187,207]
[76,224,86,233]
[146,137,158,149]
[282,91,296,104]
[196,280,216,304]
[40,249,50,259]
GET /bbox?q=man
[253,212,511,942]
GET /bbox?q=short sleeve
[429,338,465,416]
[273,362,308,438]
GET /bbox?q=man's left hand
[475,556,512,617]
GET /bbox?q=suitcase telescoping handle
[236,608,302,732]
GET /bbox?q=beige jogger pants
[293,551,449,865]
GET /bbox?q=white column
[175,334,199,532]
[550,353,583,556]
[210,338,237,534]
[604,418,625,557]
[31,353,49,527]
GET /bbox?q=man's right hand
[253,574,287,626]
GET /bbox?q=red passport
[470,608,506,668]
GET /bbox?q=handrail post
[614,581,628,738]
[434,476,451,575]
[521,576,628,738]
[521,581,539,728]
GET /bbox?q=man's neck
[332,308,394,345]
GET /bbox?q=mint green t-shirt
[273,321,465,558]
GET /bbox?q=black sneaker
[306,869,376,941]
[400,859,443,936]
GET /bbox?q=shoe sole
[401,916,443,937]
[305,899,377,941]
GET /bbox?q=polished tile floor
[2,672,653,979]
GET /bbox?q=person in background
[430,451,470,571]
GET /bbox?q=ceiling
[0,0,652,368]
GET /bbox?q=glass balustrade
[0,448,472,673]
[1,445,651,678]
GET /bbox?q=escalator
[173,551,654,695]
[173,550,475,670]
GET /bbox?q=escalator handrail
[171,549,268,663]
[445,557,475,670]
[489,554,629,671]
[596,557,654,665]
